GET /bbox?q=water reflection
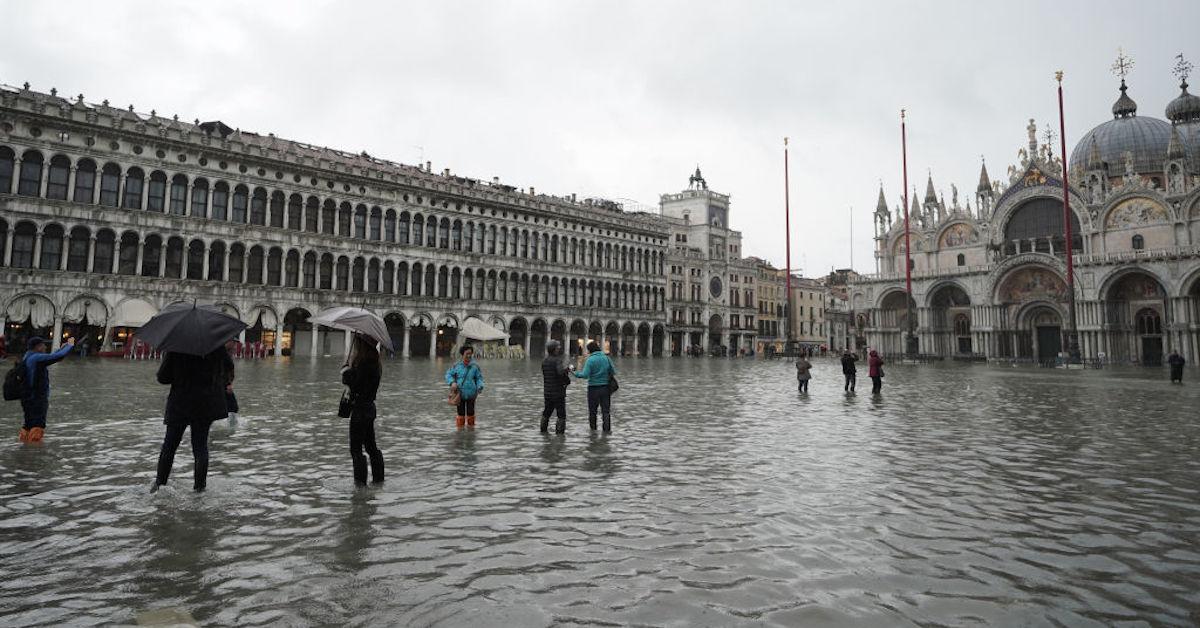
[0,356,1198,625]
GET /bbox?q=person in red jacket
[868,350,884,394]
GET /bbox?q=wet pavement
[1,356,1199,626]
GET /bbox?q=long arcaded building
[0,82,676,358]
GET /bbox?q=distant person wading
[540,340,573,433]
[795,353,813,394]
[868,350,884,394]
[574,341,616,432]
[841,350,858,392]
[1167,350,1185,384]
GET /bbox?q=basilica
[852,57,1200,365]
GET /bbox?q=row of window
[0,146,665,275]
[0,221,665,311]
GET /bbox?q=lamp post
[901,109,917,357]
[784,137,794,352]
[1056,71,1081,363]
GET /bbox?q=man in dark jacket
[840,350,857,392]
[540,340,572,433]
[19,336,75,443]
[151,347,233,492]
[1167,351,1185,383]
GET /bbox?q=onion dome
[1070,78,1172,174]
[1166,80,1200,123]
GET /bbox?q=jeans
[541,396,566,433]
[797,379,809,393]
[21,397,49,429]
[156,420,213,491]
[586,386,612,432]
[871,376,882,394]
[349,418,384,485]
[844,373,856,391]
[456,396,477,417]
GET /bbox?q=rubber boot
[539,415,550,433]
[18,428,29,443]
[27,427,45,444]
[466,415,476,429]
[455,415,465,430]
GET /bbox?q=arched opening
[385,313,406,357]
[170,174,188,215]
[123,166,145,209]
[39,224,64,271]
[509,317,528,353]
[652,324,666,357]
[1003,197,1082,256]
[164,236,185,279]
[100,163,122,207]
[929,284,972,355]
[187,240,205,279]
[436,316,459,357]
[587,321,603,353]
[5,294,55,351]
[569,319,587,356]
[409,316,433,358]
[207,241,226,281]
[62,297,107,355]
[1106,272,1167,365]
[47,155,70,200]
[530,318,548,357]
[637,323,651,357]
[283,308,312,357]
[605,321,621,355]
[0,147,14,194]
[74,158,97,204]
[140,234,162,277]
[285,249,300,287]
[67,226,90,272]
[17,150,43,196]
[147,171,167,212]
[191,177,209,217]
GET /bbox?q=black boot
[369,452,384,485]
[539,416,550,433]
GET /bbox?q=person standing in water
[841,350,858,392]
[795,352,813,394]
[540,340,573,434]
[16,336,75,443]
[574,341,616,432]
[342,334,384,486]
[446,345,484,430]
[152,345,233,492]
[868,350,884,394]
[1167,350,1185,384]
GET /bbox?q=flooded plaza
[1,356,1199,626]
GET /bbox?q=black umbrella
[136,302,248,356]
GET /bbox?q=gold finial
[1055,70,1063,84]
[1173,53,1193,84]
[1111,47,1134,81]
[900,108,906,120]
[784,137,789,147]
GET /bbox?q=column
[67,166,77,201]
[402,326,411,359]
[274,322,284,357]
[135,240,144,276]
[59,240,69,271]
[221,249,230,282]
[3,238,12,266]
[201,243,210,280]
[158,244,167,278]
[524,330,531,357]
[39,164,50,198]
[309,323,320,358]
[428,328,436,358]
[32,233,43,269]
[51,318,63,350]
[86,237,96,273]
[5,158,16,194]
[92,172,101,205]
[110,244,120,274]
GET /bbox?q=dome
[1166,81,1200,124]
[1070,81,1172,173]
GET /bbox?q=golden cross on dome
[1111,48,1134,80]
[1042,126,1056,147]
[1173,53,1193,84]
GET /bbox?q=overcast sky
[4,1,1198,275]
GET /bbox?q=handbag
[607,358,619,394]
[337,387,355,418]
[447,389,461,406]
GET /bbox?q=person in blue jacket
[445,345,484,430]
[573,340,616,432]
[19,336,75,443]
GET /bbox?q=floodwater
[1,356,1199,627]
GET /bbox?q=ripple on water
[1,357,1200,626]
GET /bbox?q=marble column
[274,322,284,357]
[402,326,411,359]
[310,323,320,358]
[86,237,95,273]
[51,318,63,350]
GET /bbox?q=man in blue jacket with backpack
[14,336,74,443]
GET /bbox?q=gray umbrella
[136,302,248,356]
[310,307,394,353]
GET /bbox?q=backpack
[3,360,29,401]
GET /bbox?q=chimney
[529,186,535,195]
[493,176,500,184]
[425,161,432,172]
[443,168,450,177]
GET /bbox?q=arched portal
[436,315,459,358]
[652,323,666,357]
[1104,271,1168,365]
[384,313,406,358]
[995,265,1067,360]
[530,318,548,357]
[707,314,723,355]
[637,322,651,357]
[509,317,529,352]
[409,315,433,358]
[570,319,588,356]
[620,322,636,357]
[282,307,312,357]
[550,319,567,345]
[928,284,972,356]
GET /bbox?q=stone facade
[852,66,1200,364]
[0,83,672,359]
[750,257,785,354]
[788,276,828,352]
[662,168,757,355]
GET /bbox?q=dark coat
[541,355,572,399]
[342,360,382,420]
[841,354,858,375]
[157,349,233,425]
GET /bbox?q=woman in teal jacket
[573,341,615,432]
[445,345,484,430]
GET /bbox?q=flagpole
[784,137,794,348]
[1056,71,1080,363]
[901,109,916,357]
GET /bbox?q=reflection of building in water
[852,55,1200,365]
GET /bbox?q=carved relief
[1105,197,1168,229]
[1110,273,1165,300]
[999,267,1067,303]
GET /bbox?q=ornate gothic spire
[976,158,992,193]
[924,172,937,204]
[875,184,888,214]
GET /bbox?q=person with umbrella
[341,333,385,486]
[446,345,484,430]
[140,303,246,493]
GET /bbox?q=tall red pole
[1057,71,1080,361]
[901,109,915,355]
[784,137,793,344]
